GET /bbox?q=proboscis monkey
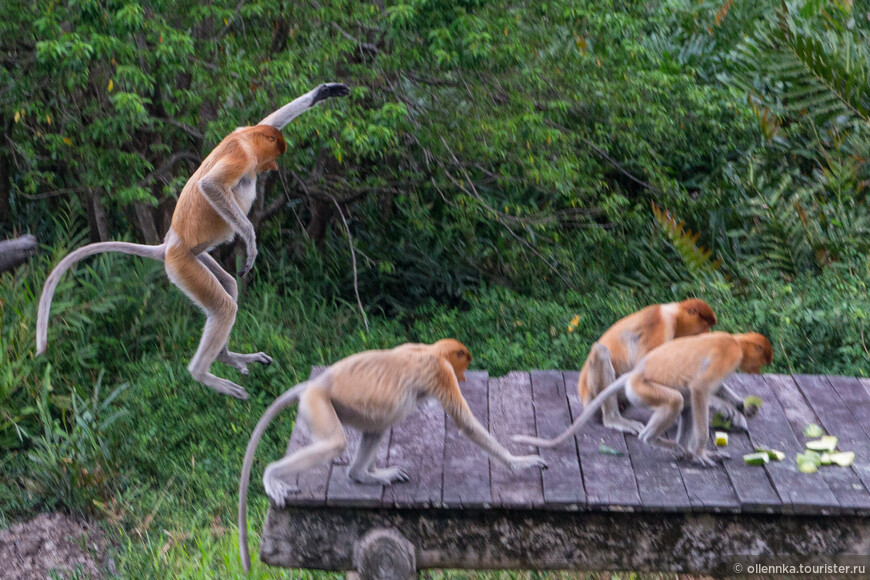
[36,83,350,400]
[237,339,547,573]
[514,332,773,464]
[578,298,718,434]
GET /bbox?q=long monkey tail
[511,374,631,449]
[238,380,311,574]
[36,242,166,355]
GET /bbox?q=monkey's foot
[350,466,410,486]
[194,372,249,400]
[263,475,301,508]
[684,450,730,467]
[730,412,749,431]
[218,350,273,376]
[603,416,645,435]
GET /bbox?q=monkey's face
[676,299,718,337]
[252,127,287,171]
[738,333,773,373]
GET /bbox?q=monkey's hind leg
[263,389,348,507]
[165,246,248,399]
[348,431,410,486]
[588,343,644,435]
[198,253,272,375]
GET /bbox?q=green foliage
[22,368,128,515]
[2,0,870,576]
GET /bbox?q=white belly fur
[234,174,258,215]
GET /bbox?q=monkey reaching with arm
[514,332,773,463]
[35,83,350,400]
[577,298,718,435]
[237,339,547,573]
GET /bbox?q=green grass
[1,249,866,577]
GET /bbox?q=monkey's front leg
[348,431,410,485]
[197,173,259,277]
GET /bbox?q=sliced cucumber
[797,451,822,467]
[829,451,855,467]
[743,452,770,465]
[797,460,818,474]
[743,395,763,409]
[820,453,832,466]
[755,448,785,461]
[806,436,838,453]
[711,412,732,430]
[715,431,729,447]
[803,423,824,438]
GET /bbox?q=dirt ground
[0,512,113,579]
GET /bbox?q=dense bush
[1,0,868,577]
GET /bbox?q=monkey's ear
[754,344,763,353]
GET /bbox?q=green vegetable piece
[711,412,732,430]
[715,431,729,447]
[797,451,822,467]
[806,436,838,453]
[803,423,824,438]
[743,452,770,465]
[743,395,763,409]
[820,453,832,466]
[599,444,625,457]
[828,451,855,467]
[754,446,784,461]
[797,460,818,474]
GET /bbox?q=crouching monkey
[36,83,350,400]
[577,298,718,434]
[515,332,773,464]
[238,339,547,573]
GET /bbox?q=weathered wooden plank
[488,371,544,508]
[528,370,585,510]
[283,366,330,506]
[677,459,740,513]
[382,397,446,508]
[563,371,641,510]
[442,370,492,508]
[625,435,692,512]
[826,375,870,442]
[789,375,870,513]
[730,374,839,514]
[767,374,870,513]
[719,428,783,513]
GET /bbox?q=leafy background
[1,0,868,577]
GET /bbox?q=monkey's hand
[238,242,258,278]
[509,454,548,471]
[312,83,351,105]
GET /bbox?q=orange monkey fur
[577,298,718,434]
[515,332,773,462]
[237,339,547,573]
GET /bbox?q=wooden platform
[259,370,870,575]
